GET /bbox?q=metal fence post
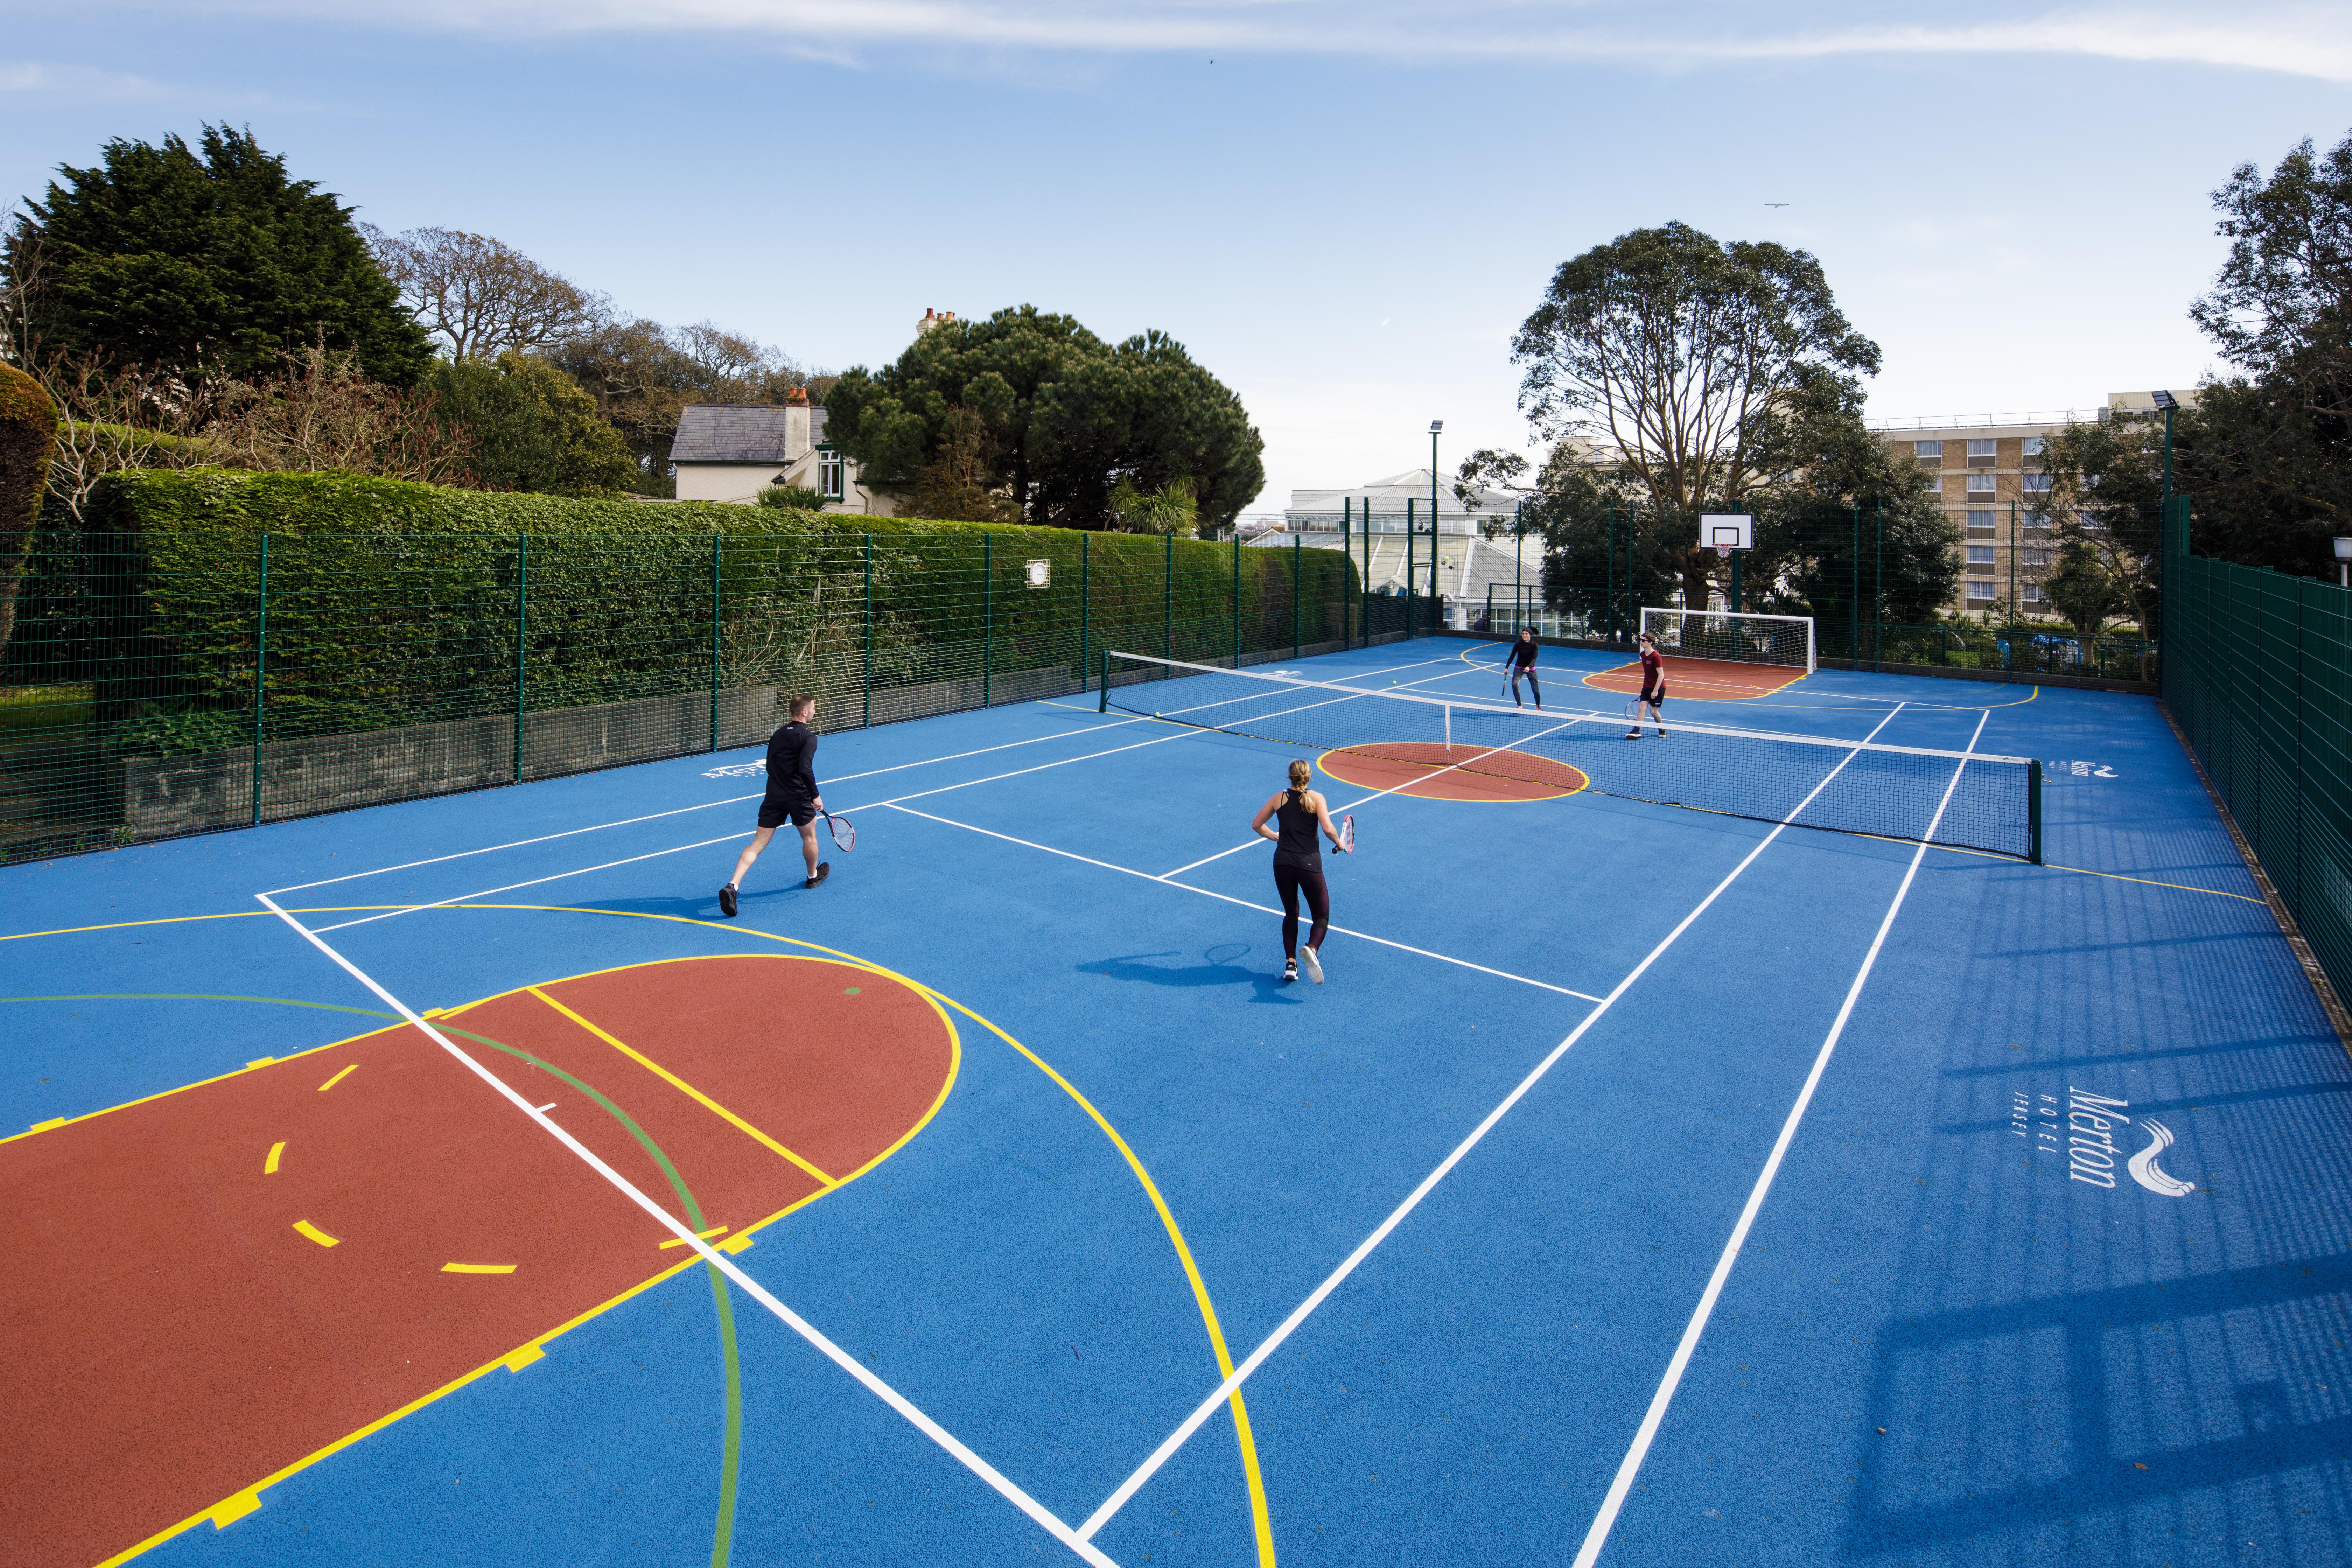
[251,533,268,827]
[1163,531,1173,664]
[1874,500,1885,671]
[1406,498,1417,638]
[709,534,721,751]
[862,534,873,728]
[1605,504,1615,644]
[1850,503,1860,661]
[1340,499,1352,648]
[982,532,993,708]
[1292,534,1301,658]
[1078,532,1090,692]
[1232,528,1241,667]
[512,534,527,784]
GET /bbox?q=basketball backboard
[1701,512,1754,551]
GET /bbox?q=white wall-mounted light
[1026,559,1050,589]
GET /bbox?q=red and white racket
[1338,814,1355,854]
[820,811,855,851]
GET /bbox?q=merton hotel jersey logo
[2011,1086,2197,1198]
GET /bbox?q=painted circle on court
[1317,741,1588,802]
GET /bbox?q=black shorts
[1640,685,1666,706]
[758,799,818,830]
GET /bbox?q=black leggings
[1274,861,1330,958]
[1511,667,1541,703]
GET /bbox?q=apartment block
[1872,391,2185,622]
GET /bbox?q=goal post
[1639,607,1816,673]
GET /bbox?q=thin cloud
[0,62,174,99]
[155,0,2352,83]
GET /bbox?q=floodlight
[2150,390,2177,410]
[1430,420,1443,434]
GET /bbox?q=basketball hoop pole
[1728,545,1741,612]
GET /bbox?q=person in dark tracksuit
[1249,758,1349,985]
[719,694,827,917]
[1505,629,1542,709]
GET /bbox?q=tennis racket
[1338,814,1355,854]
[819,810,855,850]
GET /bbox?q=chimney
[783,386,811,456]
[917,307,957,337]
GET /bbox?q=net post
[862,534,873,728]
[1098,651,1108,713]
[512,533,527,784]
[1079,531,1090,693]
[1444,704,1451,751]
[2028,759,2044,864]
[251,532,268,828]
[710,533,722,752]
[982,532,993,708]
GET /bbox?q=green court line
[3,992,744,1568]
[0,993,400,1015]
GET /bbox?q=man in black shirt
[719,694,827,916]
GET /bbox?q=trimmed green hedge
[73,469,1357,743]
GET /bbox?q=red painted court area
[1320,740,1588,802]
[1582,657,1806,701]
[0,954,954,1568]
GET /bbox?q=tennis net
[1098,650,2042,861]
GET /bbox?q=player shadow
[1077,949,1304,1003]
[566,887,816,922]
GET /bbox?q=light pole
[1428,420,1442,632]
[2151,389,2177,512]
[2335,535,2351,589]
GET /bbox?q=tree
[2175,128,2352,571]
[547,316,820,492]
[0,360,57,662]
[1510,223,1882,610]
[2,125,432,385]
[362,225,607,362]
[2035,415,2165,635]
[908,407,1016,522]
[1107,476,1197,536]
[427,351,635,495]
[822,306,1263,531]
[206,344,476,484]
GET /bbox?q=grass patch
[0,685,96,748]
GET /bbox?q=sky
[4,1,2349,517]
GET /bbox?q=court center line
[884,802,1605,1004]
[264,652,1463,897]
[1567,705,1986,1568]
[250,892,1121,1568]
[1072,700,1911,1542]
[307,664,1482,934]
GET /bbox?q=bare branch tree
[361,224,608,362]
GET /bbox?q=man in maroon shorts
[720,694,827,917]
[1626,631,1667,738]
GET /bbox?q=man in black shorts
[1626,631,1666,738]
[1505,628,1542,709]
[719,694,827,916]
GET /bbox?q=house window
[1966,472,1997,497]
[2022,510,2050,531]
[817,448,845,500]
[1967,438,1997,467]
[1966,580,1998,603]
[2021,471,2053,493]
[2022,581,2047,602]
[1967,545,1997,565]
[1920,471,1944,494]
[1913,440,1943,460]
[1966,509,1998,531]
[2022,436,2047,457]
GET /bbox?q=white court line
[1567,706,1986,1568]
[305,663,1480,934]
[882,803,1606,1003]
[1071,700,1911,1543]
[251,892,1120,1568]
[265,651,1464,897]
[1156,713,1597,879]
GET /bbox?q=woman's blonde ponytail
[1287,759,1312,792]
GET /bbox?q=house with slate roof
[669,389,896,513]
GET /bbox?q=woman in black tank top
[1251,758,1349,983]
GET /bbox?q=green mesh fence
[0,524,1363,864]
[2161,496,2352,1010]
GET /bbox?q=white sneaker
[1301,946,1324,985]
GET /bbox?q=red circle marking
[1583,658,1801,701]
[1318,741,1588,802]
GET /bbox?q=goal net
[1639,608,1816,673]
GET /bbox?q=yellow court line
[317,1064,356,1092]
[292,1220,338,1248]
[523,985,839,1188]
[264,1141,284,1175]
[660,1225,730,1249]
[441,1262,517,1275]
